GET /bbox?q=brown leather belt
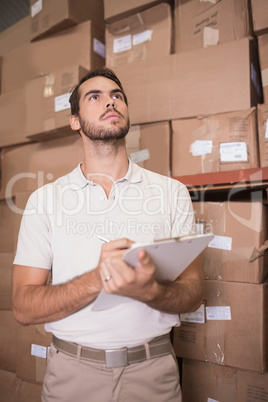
[52,333,172,368]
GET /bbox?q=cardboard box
[16,324,52,383]
[0,253,14,310]
[174,0,252,53]
[0,198,18,253]
[182,359,268,402]
[0,369,16,402]
[105,3,172,68]
[0,135,84,199]
[258,34,268,103]
[0,16,31,56]
[0,369,43,402]
[0,369,43,401]
[104,0,171,23]
[193,201,268,284]
[126,121,171,176]
[251,0,268,36]
[30,0,104,41]
[0,311,17,372]
[257,103,268,167]
[0,89,30,147]
[115,38,262,124]
[172,108,259,176]
[25,65,87,140]
[173,280,268,373]
[1,20,105,94]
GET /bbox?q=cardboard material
[0,198,18,253]
[172,108,259,176]
[173,280,268,373]
[0,135,84,199]
[0,16,31,55]
[30,0,104,41]
[115,38,262,124]
[182,359,268,402]
[0,253,14,310]
[25,65,87,140]
[251,0,268,36]
[0,89,30,147]
[1,21,105,94]
[0,369,43,402]
[105,3,172,68]
[174,0,252,53]
[0,311,17,372]
[193,201,268,284]
[126,122,171,176]
[16,324,52,383]
[104,0,171,23]
[258,34,268,103]
[257,103,268,167]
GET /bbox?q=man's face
[71,76,130,142]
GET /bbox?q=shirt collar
[68,160,142,190]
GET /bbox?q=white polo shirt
[14,161,195,349]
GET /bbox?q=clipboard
[91,233,214,311]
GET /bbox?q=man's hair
[69,67,128,116]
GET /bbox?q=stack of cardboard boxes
[173,201,268,400]
[0,0,268,400]
[0,1,105,400]
[104,0,174,176]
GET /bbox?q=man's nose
[106,98,115,108]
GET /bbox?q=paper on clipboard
[92,233,214,311]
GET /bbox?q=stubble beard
[78,116,130,143]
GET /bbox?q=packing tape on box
[249,240,268,262]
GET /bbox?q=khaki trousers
[42,343,182,402]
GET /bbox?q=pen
[98,235,111,243]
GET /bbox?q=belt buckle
[105,348,128,368]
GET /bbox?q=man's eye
[89,95,98,100]
[112,93,122,100]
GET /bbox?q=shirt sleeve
[13,188,53,270]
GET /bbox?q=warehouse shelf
[173,167,268,192]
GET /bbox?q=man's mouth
[100,109,124,121]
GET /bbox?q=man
[12,67,203,402]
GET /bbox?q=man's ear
[70,115,81,131]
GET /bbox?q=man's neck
[80,136,129,197]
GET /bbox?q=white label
[220,142,248,162]
[31,0,43,17]
[201,0,217,3]
[133,30,153,46]
[261,67,268,87]
[113,35,132,53]
[31,344,47,359]
[203,27,219,47]
[190,140,212,156]
[54,93,70,112]
[93,38,105,58]
[206,306,232,320]
[130,149,150,163]
[265,119,268,139]
[208,235,232,251]
[180,304,205,323]
[208,399,220,402]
